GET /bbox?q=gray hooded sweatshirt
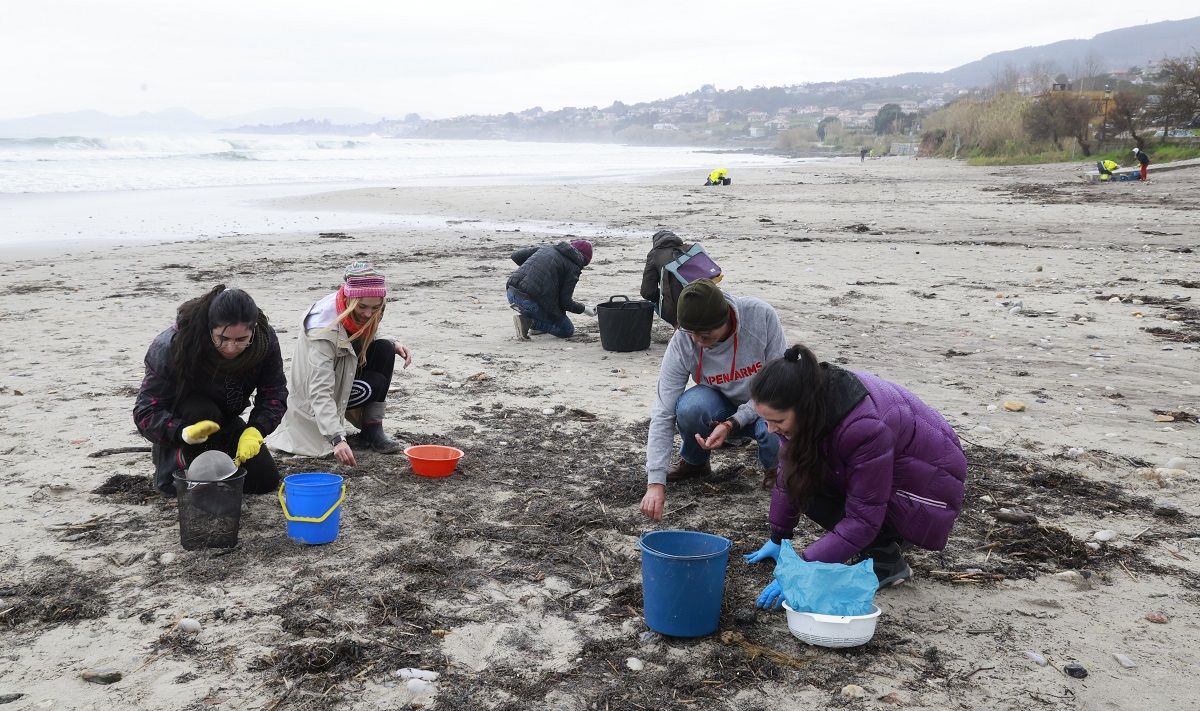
[646,295,787,485]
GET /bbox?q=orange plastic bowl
[404,445,464,478]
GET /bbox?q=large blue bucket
[278,473,345,545]
[640,530,732,637]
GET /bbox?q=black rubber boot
[360,402,401,453]
[861,541,912,589]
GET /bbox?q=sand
[0,157,1197,710]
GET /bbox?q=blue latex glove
[755,579,784,609]
[743,539,781,564]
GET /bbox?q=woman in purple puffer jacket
[743,344,967,606]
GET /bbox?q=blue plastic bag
[773,540,878,616]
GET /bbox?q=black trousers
[347,339,396,409]
[805,486,904,553]
[175,395,279,495]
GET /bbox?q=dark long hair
[171,285,263,399]
[749,344,829,506]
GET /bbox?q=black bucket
[597,295,654,352]
[174,470,246,550]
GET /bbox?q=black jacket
[506,242,587,318]
[134,325,287,487]
[639,230,691,327]
[1136,150,1150,167]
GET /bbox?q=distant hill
[0,108,223,137]
[873,16,1200,87]
[220,107,384,127]
[0,106,382,137]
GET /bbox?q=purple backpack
[663,244,723,287]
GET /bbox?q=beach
[0,156,1197,709]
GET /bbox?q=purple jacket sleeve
[802,417,895,563]
[246,328,288,436]
[768,476,801,543]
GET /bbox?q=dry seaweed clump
[0,556,112,627]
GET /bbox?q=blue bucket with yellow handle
[278,472,345,544]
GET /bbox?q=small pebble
[176,618,202,634]
[158,552,176,565]
[1085,541,1101,551]
[1063,662,1088,679]
[1024,650,1048,666]
[430,369,445,375]
[541,408,555,415]
[1093,530,1116,542]
[979,494,995,505]
[625,657,644,671]
[1112,653,1137,669]
[840,684,866,699]
[81,668,122,684]
[1145,611,1169,624]
[1003,400,1026,412]
[1164,457,1189,472]
[638,631,661,644]
[448,382,462,389]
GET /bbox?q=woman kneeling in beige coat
[266,263,412,466]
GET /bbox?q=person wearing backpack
[639,279,787,522]
[639,230,692,328]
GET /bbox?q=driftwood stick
[87,446,152,458]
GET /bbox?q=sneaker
[529,328,547,336]
[861,541,912,589]
[666,459,712,483]
[512,313,532,340]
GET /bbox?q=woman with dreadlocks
[265,263,412,466]
[134,286,287,496]
[742,344,967,603]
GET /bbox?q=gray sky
[2,1,1197,120]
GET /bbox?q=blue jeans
[675,385,779,470]
[507,287,574,338]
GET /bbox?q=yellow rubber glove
[181,420,221,445]
[234,427,264,465]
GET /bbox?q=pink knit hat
[570,239,593,265]
[342,261,386,299]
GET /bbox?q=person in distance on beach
[743,344,967,600]
[1096,158,1120,181]
[265,263,412,466]
[1132,147,1150,181]
[639,279,786,521]
[134,286,287,496]
[704,168,731,186]
[506,239,595,340]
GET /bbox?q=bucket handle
[278,482,346,523]
[603,295,649,310]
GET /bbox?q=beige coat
[265,295,360,456]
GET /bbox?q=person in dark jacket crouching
[134,286,287,496]
[743,344,967,600]
[639,229,692,328]
[506,239,595,339]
